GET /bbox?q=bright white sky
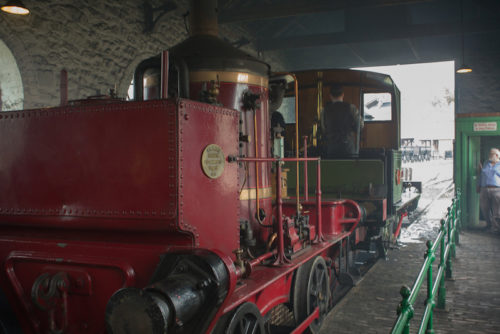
[354,61,455,140]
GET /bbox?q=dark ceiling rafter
[256,19,500,51]
[218,0,235,10]
[406,39,421,60]
[271,18,299,38]
[218,0,435,23]
[476,0,500,14]
[346,44,367,64]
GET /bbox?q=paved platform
[319,230,500,334]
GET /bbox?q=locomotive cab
[279,69,421,259]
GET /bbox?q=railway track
[406,178,454,225]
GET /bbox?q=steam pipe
[171,55,190,98]
[315,159,323,242]
[249,250,275,268]
[274,160,287,264]
[161,51,169,99]
[235,250,277,279]
[254,107,261,223]
[237,157,319,163]
[315,71,323,147]
[293,75,300,215]
[133,57,158,101]
[303,136,308,201]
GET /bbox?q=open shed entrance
[0,39,23,111]
[355,61,455,184]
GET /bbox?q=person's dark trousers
[480,187,500,231]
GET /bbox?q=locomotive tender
[0,1,417,333]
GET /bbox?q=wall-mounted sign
[473,122,497,132]
[201,144,225,179]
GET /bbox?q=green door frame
[467,136,480,227]
[455,114,500,227]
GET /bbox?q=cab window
[363,92,391,121]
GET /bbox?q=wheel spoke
[240,318,252,334]
[250,321,260,334]
[313,267,320,285]
[244,322,253,334]
[317,268,325,287]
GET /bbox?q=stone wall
[0,0,284,109]
[456,52,500,114]
[0,39,23,111]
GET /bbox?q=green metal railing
[391,190,461,334]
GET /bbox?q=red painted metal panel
[177,100,240,256]
[0,232,191,334]
[0,100,178,231]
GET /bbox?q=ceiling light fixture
[1,0,30,15]
[456,0,471,74]
[456,66,472,74]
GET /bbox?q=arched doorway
[0,39,23,111]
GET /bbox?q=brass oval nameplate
[201,144,225,179]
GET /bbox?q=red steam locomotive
[0,1,369,333]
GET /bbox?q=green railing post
[446,208,453,279]
[454,192,461,244]
[437,219,446,309]
[396,286,414,334]
[425,240,435,334]
[450,198,456,259]
[458,191,462,231]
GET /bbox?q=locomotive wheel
[225,302,266,334]
[293,256,330,334]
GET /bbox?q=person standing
[478,148,500,232]
[320,84,363,158]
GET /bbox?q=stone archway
[0,39,23,111]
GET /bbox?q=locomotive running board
[222,232,351,314]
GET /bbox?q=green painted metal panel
[285,159,385,200]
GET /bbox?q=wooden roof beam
[256,19,500,51]
[218,0,435,23]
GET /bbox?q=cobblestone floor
[319,230,500,334]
